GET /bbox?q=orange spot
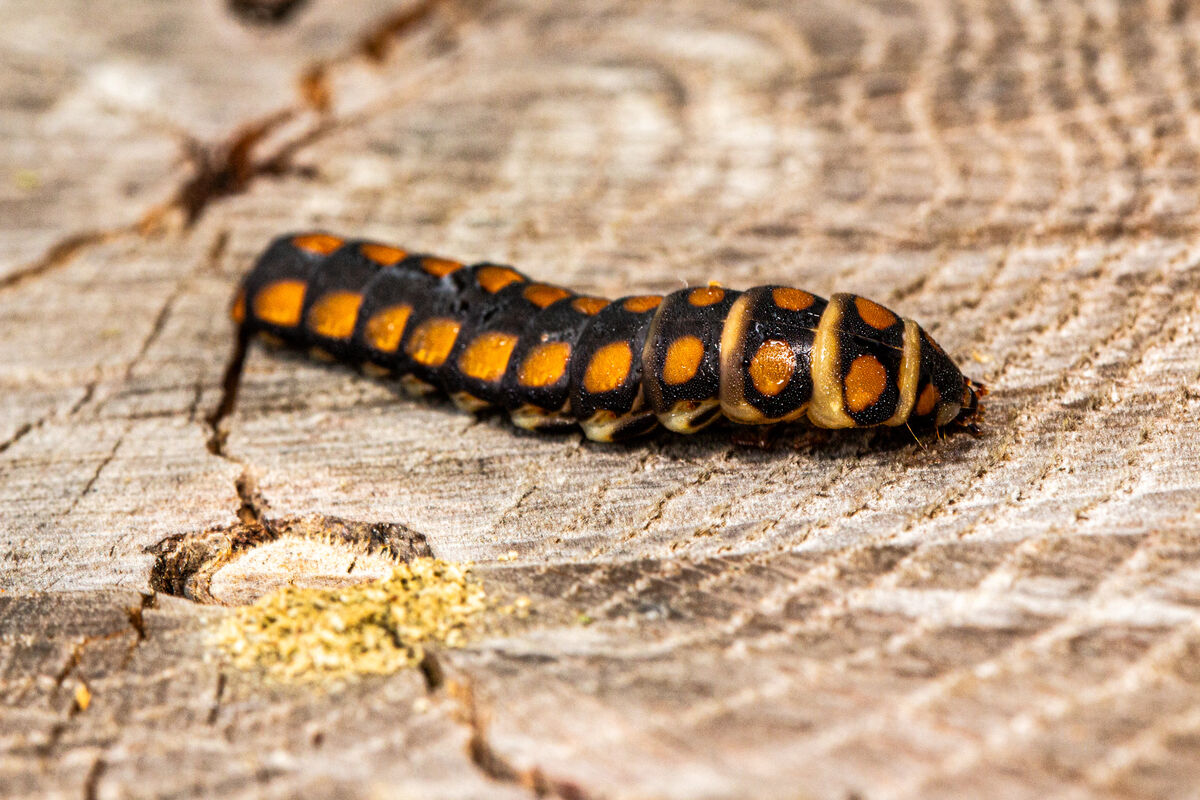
[458,331,518,382]
[252,280,307,327]
[916,382,940,416]
[748,340,796,397]
[292,233,343,255]
[230,289,246,324]
[622,295,662,313]
[422,257,462,277]
[772,287,815,312]
[476,265,524,293]
[360,243,407,265]
[364,305,413,353]
[307,291,362,340]
[519,342,571,388]
[583,342,633,394]
[688,286,725,307]
[523,284,571,308]
[845,354,888,412]
[405,318,461,367]
[662,336,705,385]
[854,296,898,330]
[572,296,609,315]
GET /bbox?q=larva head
[911,327,983,430]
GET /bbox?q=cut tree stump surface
[3,1,1200,798]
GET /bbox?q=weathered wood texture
[3,0,1200,797]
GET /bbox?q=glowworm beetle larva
[232,232,984,441]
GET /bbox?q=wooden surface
[3,0,1200,797]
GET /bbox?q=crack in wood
[0,229,128,294]
[447,677,595,800]
[205,673,227,726]
[151,110,316,230]
[81,753,106,800]
[0,420,37,456]
[359,0,446,63]
[59,429,128,521]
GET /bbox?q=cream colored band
[883,320,921,426]
[717,292,760,424]
[807,295,855,428]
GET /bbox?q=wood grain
[3,0,1199,797]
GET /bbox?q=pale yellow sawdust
[214,558,490,683]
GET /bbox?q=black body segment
[641,286,740,433]
[836,323,905,426]
[235,232,345,340]
[910,327,968,428]
[300,240,403,361]
[830,293,908,427]
[568,295,663,440]
[719,286,827,424]
[391,263,477,386]
[440,264,535,408]
[234,231,983,441]
[501,294,604,417]
[351,255,434,371]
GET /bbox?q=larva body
[233,232,982,441]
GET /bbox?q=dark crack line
[0,419,39,456]
[0,229,127,294]
[205,329,249,459]
[59,428,128,521]
[202,325,274,527]
[81,754,106,800]
[206,672,227,725]
[445,675,597,800]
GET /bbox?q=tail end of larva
[953,377,987,436]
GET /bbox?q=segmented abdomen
[233,232,980,441]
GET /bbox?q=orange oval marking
[476,265,524,293]
[845,354,888,412]
[571,296,609,315]
[421,257,462,278]
[772,287,815,312]
[252,280,307,327]
[854,296,898,330]
[292,233,343,255]
[519,342,571,388]
[523,284,571,308]
[688,286,725,307]
[662,335,705,385]
[583,341,633,394]
[916,382,940,416]
[360,243,407,265]
[622,295,662,313]
[364,305,413,353]
[230,289,246,324]
[458,331,518,382]
[307,291,363,340]
[748,339,796,397]
[405,318,461,367]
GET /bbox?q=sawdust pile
[214,557,489,682]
